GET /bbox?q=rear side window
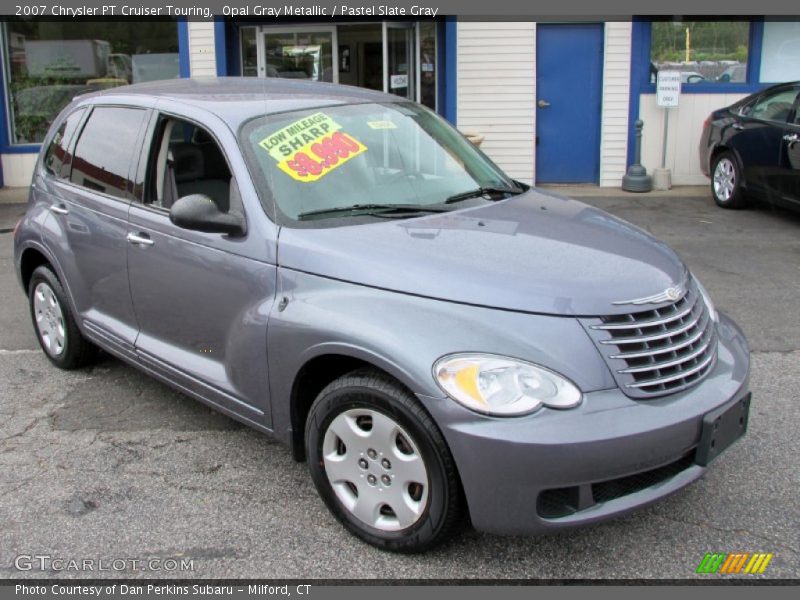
[70,106,146,199]
[43,108,85,178]
[749,88,800,123]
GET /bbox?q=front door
[731,86,799,199]
[535,23,603,184]
[126,114,277,425]
[778,91,800,205]
[385,22,415,100]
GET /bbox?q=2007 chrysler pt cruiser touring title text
[14,78,751,552]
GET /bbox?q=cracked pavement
[0,194,798,579]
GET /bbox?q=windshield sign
[242,102,516,223]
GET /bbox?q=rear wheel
[711,151,747,209]
[305,369,464,552]
[28,265,98,369]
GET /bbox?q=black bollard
[622,120,653,193]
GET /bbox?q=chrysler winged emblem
[613,282,686,306]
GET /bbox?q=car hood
[277,189,687,316]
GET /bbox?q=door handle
[783,133,799,145]
[49,204,69,215]
[731,123,744,130]
[126,232,154,247]
[537,99,551,108]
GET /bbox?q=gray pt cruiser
[14,78,751,552]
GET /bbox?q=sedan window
[749,88,800,123]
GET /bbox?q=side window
[43,108,85,178]
[69,107,146,199]
[749,89,800,123]
[144,117,233,213]
[792,91,800,126]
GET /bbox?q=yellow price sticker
[367,120,398,130]
[258,113,367,182]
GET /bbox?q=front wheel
[711,151,747,209]
[305,369,464,552]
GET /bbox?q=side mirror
[169,194,245,236]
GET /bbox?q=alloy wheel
[713,157,736,202]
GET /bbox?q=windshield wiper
[297,203,450,221]
[445,186,523,204]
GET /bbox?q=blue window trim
[1,21,187,166]
[443,17,457,125]
[214,17,228,77]
[178,19,191,78]
[228,22,241,76]
[627,18,772,167]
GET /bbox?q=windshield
[240,102,518,224]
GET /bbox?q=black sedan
[699,81,800,209]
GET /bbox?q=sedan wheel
[711,152,746,209]
[306,369,464,552]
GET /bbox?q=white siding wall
[1,153,38,187]
[599,22,632,187]
[639,93,748,185]
[456,21,536,184]
[188,21,217,76]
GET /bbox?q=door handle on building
[537,99,551,108]
[126,232,154,247]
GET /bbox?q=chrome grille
[581,278,718,399]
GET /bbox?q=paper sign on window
[258,112,367,183]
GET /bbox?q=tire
[305,369,464,553]
[711,151,747,209]
[28,265,98,369]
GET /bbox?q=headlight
[433,353,582,416]
[694,276,718,322]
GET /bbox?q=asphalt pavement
[0,190,798,579]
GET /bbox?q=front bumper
[419,312,750,535]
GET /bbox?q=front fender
[267,268,616,444]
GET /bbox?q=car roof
[76,77,402,129]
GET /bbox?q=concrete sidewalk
[538,184,710,198]
[0,187,28,204]
[0,184,712,204]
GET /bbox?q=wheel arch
[288,350,424,462]
[19,245,55,296]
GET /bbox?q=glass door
[259,27,338,83]
[383,22,415,100]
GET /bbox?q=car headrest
[170,143,204,182]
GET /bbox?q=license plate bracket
[695,392,751,466]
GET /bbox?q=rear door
[125,109,278,426]
[41,104,148,356]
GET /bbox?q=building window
[759,22,800,83]
[3,20,178,144]
[650,21,749,85]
